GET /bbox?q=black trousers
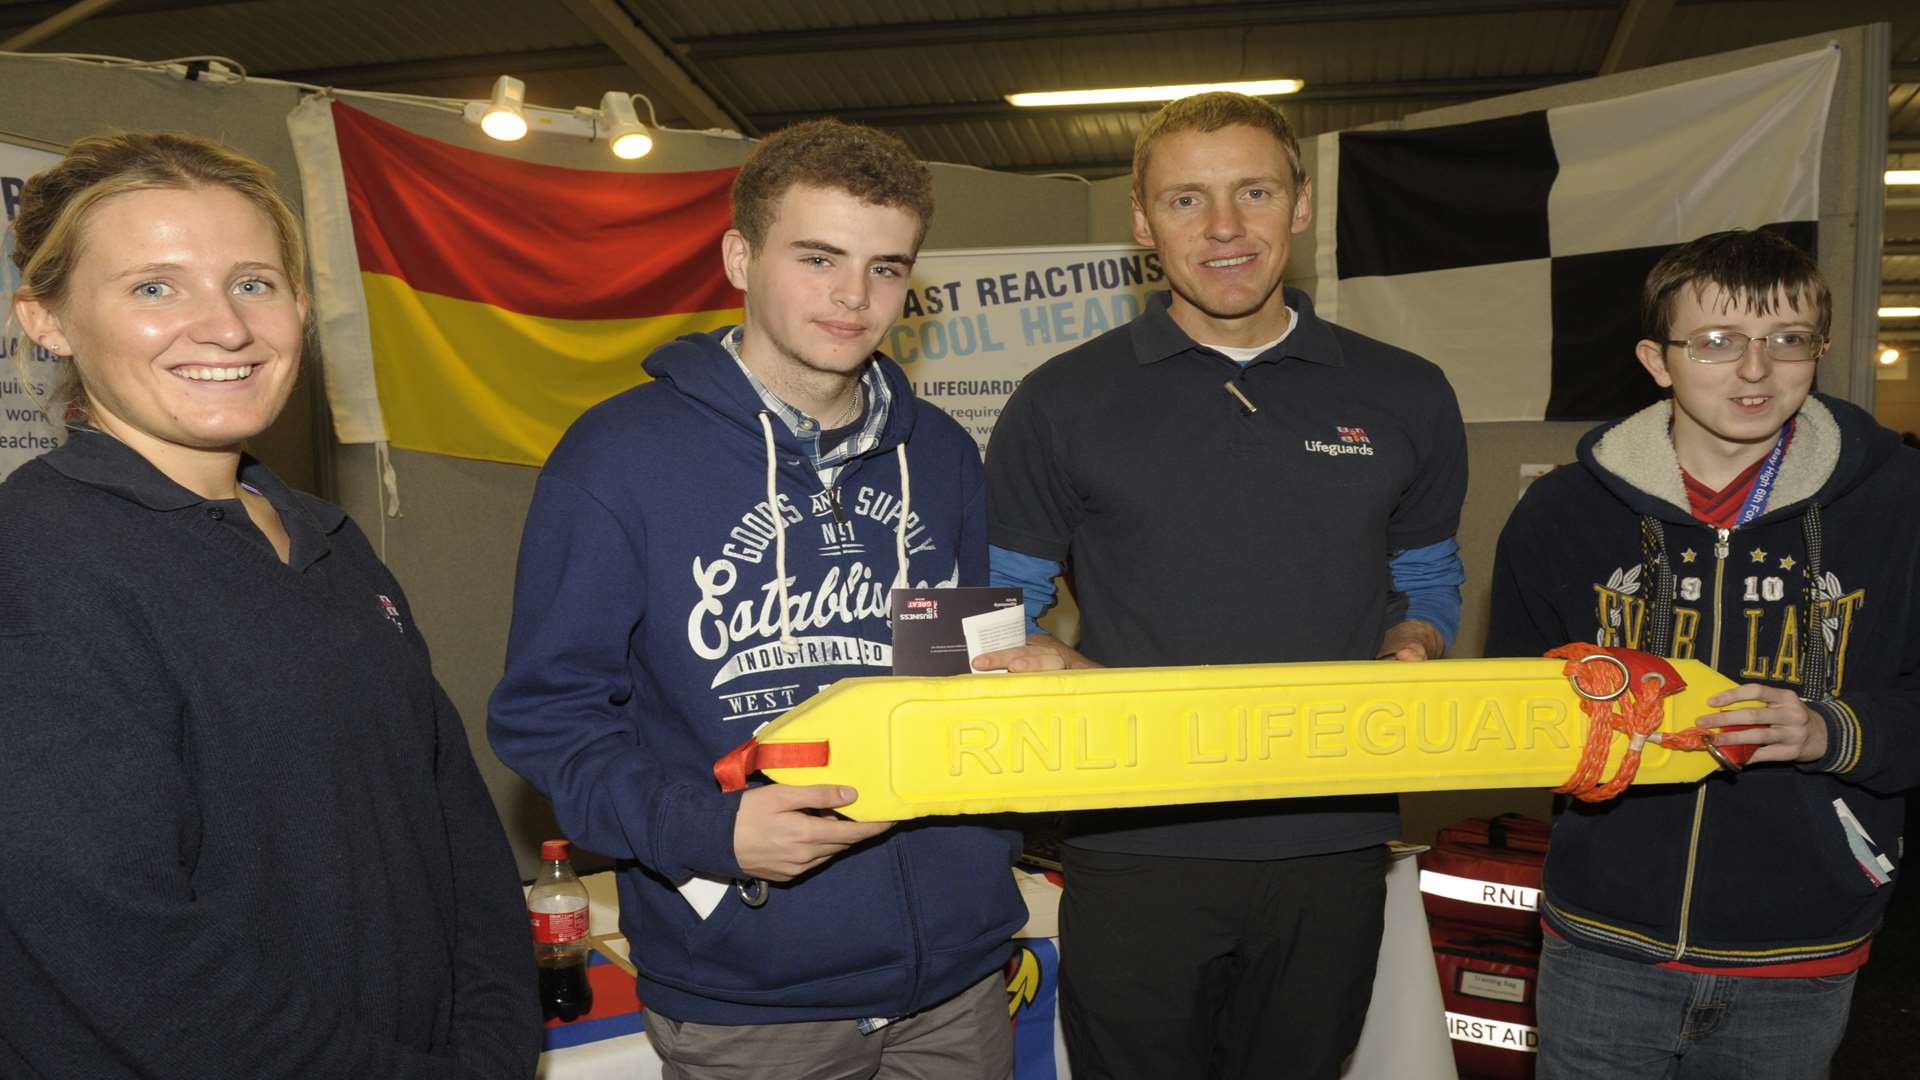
[1057,843,1389,1080]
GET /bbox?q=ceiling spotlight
[1882,347,1904,366]
[480,75,529,141]
[600,91,653,160]
[1006,79,1305,108]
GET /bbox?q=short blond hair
[9,131,307,420]
[1132,92,1306,197]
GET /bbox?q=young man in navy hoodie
[490,119,1025,1078]
[1489,229,1920,1078]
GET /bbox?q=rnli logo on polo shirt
[377,594,406,635]
[1304,425,1375,457]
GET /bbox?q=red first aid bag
[1430,923,1540,1080]
[1420,814,1549,937]
[1434,813,1550,853]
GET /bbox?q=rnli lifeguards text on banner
[288,100,743,466]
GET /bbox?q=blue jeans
[1536,934,1856,1080]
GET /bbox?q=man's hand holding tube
[734,784,894,882]
[972,633,1102,673]
[1377,619,1446,662]
[1697,684,1829,765]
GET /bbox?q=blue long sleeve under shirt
[988,538,1463,649]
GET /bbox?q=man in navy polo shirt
[977,92,1468,1080]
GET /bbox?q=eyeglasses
[1663,330,1828,364]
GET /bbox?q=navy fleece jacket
[0,431,539,1079]
[488,329,1024,1024]
[1489,394,1920,969]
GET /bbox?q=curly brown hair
[730,119,934,250]
[1132,92,1306,198]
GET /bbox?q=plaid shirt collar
[724,326,892,485]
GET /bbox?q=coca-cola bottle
[528,839,594,1022]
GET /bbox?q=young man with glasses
[1488,228,1920,1078]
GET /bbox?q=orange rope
[1547,644,1717,803]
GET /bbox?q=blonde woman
[0,132,539,1079]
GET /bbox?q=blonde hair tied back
[8,131,308,424]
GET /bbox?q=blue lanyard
[1735,422,1792,526]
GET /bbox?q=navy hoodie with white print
[490,329,1024,1024]
[1488,394,1920,970]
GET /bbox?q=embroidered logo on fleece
[1303,424,1375,457]
[377,594,406,634]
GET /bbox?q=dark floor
[1828,801,1920,1079]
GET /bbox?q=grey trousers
[643,968,1014,1080]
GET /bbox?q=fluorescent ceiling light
[1889,170,1920,185]
[1006,79,1304,108]
[1882,307,1920,319]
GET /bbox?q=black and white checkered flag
[1313,46,1839,422]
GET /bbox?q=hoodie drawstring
[1638,515,1675,657]
[1800,503,1833,699]
[758,412,797,653]
[759,412,916,652]
[894,443,911,589]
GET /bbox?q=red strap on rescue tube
[1548,643,1755,801]
[713,737,831,792]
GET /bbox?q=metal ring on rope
[1566,653,1631,702]
[1703,740,1743,773]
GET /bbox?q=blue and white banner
[1,139,65,482]
[889,243,1164,454]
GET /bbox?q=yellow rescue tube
[729,655,1760,821]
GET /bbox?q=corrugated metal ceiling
[2,0,1914,316]
[10,2,1903,167]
